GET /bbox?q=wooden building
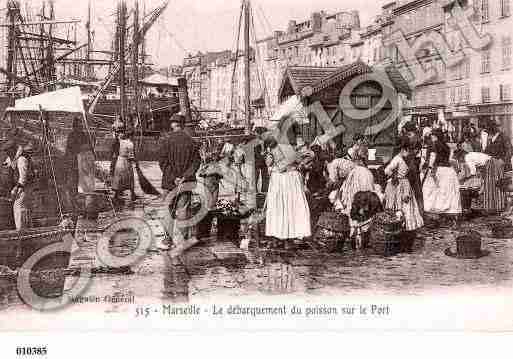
[276,60,411,155]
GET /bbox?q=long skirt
[13,188,32,231]
[482,158,507,213]
[423,166,462,215]
[334,166,375,216]
[384,178,424,231]
[406,156,423,214]
[78,151,96,194]
[112,156,134,191]
[266,170,311,240]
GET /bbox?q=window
[500,84,511,101]
[481,50,491,73]
[431,88,438,104]
[465,58,471,78]
[482,87,491,103]
[450,87,456,104]
[458,86,464,103]
[503,37,512,69]
[464,86,471,103]
[353,95,370,108]
[482,0,489,22]
[501,0,511,17]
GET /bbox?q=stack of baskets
[369,211,405,257]
[312,210,350,253]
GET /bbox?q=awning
[270,95,309,125]
[14,86,85,113]
[139,73,179,88]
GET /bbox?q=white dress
[384,155,424,231]
[265,145,311,240]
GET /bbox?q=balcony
[277,30,313,45]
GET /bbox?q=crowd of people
[2,110,511,257]
[144,112,513,253]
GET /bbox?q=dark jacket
[159,130,201,190]
[486,132,507,159]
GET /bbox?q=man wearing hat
[2,140,32,230]
[158,114,201,251]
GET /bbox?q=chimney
[351,10,361,29]
[288,20,297,34]
[311,12,322,33]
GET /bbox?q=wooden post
[178,77,192,125]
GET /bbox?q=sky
[8,0,389,67]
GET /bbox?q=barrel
[0,198,15,231]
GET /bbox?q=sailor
[2,140,33,231]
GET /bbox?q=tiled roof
[311,61,372,94]
[283,66,340,94]
[278,61,411,101]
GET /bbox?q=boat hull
[0,226,73,271]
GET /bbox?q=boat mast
[244,0,251,133]
[132,0,140,119]
[118,1,127,123]
[86,0,92,79]
[6,0,18,103]
[47,0,56,91]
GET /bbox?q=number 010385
[16,347,48,356]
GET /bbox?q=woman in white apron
[264,137,311,249]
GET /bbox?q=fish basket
[370,212,404,257]
[256,193,266,209]
[490,223,513,238]
[309,192,331,230]
[485,217,513,238]
[456,231,483,258]
[312,211,350,253]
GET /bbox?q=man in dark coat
[158,115,201,251]
[159,115,201,195]
[253,128,269,193]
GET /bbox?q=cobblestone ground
[1,162,513,312]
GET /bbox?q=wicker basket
[312,211,349,253]
[491,224,513,238]
[370,212,404,257]
[456,231,483,258]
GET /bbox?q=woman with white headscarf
[264,134,311,249]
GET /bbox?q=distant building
[180,0,512,139]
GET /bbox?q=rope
[230,1,244,115]
[250,5,271,121]
[41,112,64,221]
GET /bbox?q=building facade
[180,0,512,138]
[384,0,512,138]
